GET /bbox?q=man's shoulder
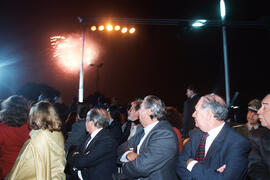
[151,120,178,138]
[249,127,270,141]
[223,124,250,144]
[72,119,86,128]
[97,129,118,143]
[156,120,174,130]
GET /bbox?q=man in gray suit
[114,95,179,180]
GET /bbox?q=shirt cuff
[187,160,198,172]
[78,170,83,180]
[120,151,132,162]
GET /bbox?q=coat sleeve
[176,132,195,180]
[248,136,270,180]
[191,138,250,180]
[68,136,117,169]
[65,121,86,153]
[120,129,178,178]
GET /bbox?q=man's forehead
[262,95,270,105]
[195,98,203,108]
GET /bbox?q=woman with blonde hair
[6,101,66,180]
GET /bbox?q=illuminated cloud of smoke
[50,33,99,72]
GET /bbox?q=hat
[248,99,261,112]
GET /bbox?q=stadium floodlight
[191,19,207,28]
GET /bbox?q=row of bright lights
[90,25,136,34]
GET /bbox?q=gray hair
[142,95,166,120]
[201,94,228,121]
[86,108,109,128]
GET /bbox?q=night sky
[0,0,269,115]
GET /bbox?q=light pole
[90,63,103,93]
[78,17,86,103]
[220,0,230,106]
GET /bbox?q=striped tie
[82,134,91,153]
[195,132,209,163]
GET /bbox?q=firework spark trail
[50,34,99,72]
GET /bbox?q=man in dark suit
[65,105,89,153]
[177,94,251,180]
[107,105,123,145]
[67,108,118,180]
[114,95,179,180]
[182,85,200,138]
[248,94,270,179]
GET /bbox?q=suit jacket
[107,120,123,145]
[177,123,251,180]
[68,128,118,180]
[248,127,270,180]
[182,94,200,138]
[117,120,179,180]
[65,119,87,153]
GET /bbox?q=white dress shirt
[120,121,159,162]
[187,122,225,171]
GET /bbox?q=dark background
[0,0,269,120]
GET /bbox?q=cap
[248,99,261,112]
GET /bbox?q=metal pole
[78,21,86,103]
[96,66,99,92]
[222,25,230,106]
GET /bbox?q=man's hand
[126,152,139,161]
[186,158,194,166]
[217,164,226,173]
[72,151,79,156]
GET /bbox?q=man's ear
[146,108,152,118]
[206,109,214,119]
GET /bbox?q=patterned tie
[195,132,209,163]
[82,134,91,153]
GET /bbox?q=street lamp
[191,1,230,106]
[191,19,207,28]
[78,17,86,103]
[220,0,230,106]
[90,63,103,93]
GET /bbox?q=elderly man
[248,94,270,179]
[67,108,118,180]
[114,95,179,180]
[177,94,251,180]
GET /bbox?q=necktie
[195,132,209,163]
[82,134,91,153]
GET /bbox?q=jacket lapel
[204,124,228,161]
[84,129,104,152]
[138,121,162,153]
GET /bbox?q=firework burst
[50,33,99,72]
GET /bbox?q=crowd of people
[0,90,269,180]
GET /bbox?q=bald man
[177,94,251,180]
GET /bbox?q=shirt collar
[191,94,197,99]
[247,124,260,131]
[109,120,114,126]
[207,122,225,138]
[144,120,159,135]
[91,128,103,139]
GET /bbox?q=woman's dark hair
[166,106,183,129]
[107,105,121,122]
[0,95,29,127]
